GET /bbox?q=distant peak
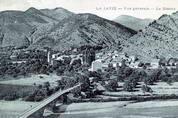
[52,7,74,15]
[115,15,143,20]
[53,7,68,11]
[172,11,178,16]
[119,15,136,18]
[25,7,40,13]
[27,7,38,11]
[54,7,64,10]
[158,14,169,20]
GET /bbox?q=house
[129,61,140,68]
[167,58,178,66]
[150,59,160,68]
[93,82,106,94]
[70,55,83,65]
[89,59,103,71]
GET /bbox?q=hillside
[0,7,75,48]
[0,8,136,49]
[30,13,136,50]
[124,11,178,60]
[114,15,153,31]
[0,8,53,48]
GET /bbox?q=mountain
[30,13,136,50]
[25,7,59,23]
[0,9,47,48]
[40,7,75,21]
[0,7,137,51]
[114,15,153,31]
[124,11,178,60]
[0,7,75,48]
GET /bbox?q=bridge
[19,84,81,118]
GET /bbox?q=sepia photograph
[0,0,178,118]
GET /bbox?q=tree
[77,74,90,92]
[88,70,103,81]
[117,66,133,82]
[82,47,95,65]
[105,79,118,91]
[117,40,123,52]
[56,66,66,76]
[123,72,139,92]
[144,70,161,85]
[71,59,81,70]
[117,66,125,82]
[124,67,133,77]
[141,85,153,94]
[63,57,71,65]
[44,82,50,91]
[123,80,134,92]
[57,80,65,90]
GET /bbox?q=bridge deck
[19,84,81,118]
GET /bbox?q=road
[19,84,81,118]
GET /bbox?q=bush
[4,93,19,101]
[24,94,35,101]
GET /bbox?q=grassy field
[0,74,61,86]
[0,84,37,100]
[103,82,178,96]
[0,100,38,118]
[58,100,178,118]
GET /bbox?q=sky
[0,0,178,20]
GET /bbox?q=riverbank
[2,99,178,118]
[59,100,178,118]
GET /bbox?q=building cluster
[6,46,178,72]
[89,51,138,71]
[47,48,96,66]
[46,48,178,72]
[89,51,178,72]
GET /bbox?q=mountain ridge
[124,11,178,60]
[30,13,136,50]
[0,8,136,50]
[114,15,153,31]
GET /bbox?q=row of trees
[92,59,178,92]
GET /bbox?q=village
[1,46,178,118]
[1,46,178,94]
